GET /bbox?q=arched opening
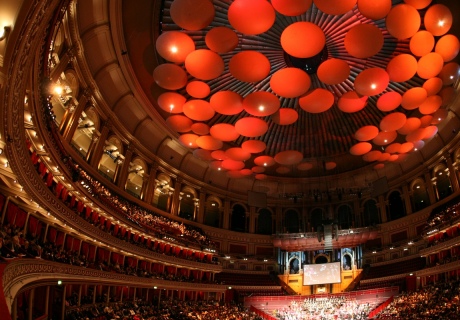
[314,255,328,264]
[257,208,272,235]
[289,257,300,274]
[411,179,430,211]
[343,254,352,270]
[204,199,220,227]
[363,199,379,227]
[388,191,405,221]
[231,204,246,232]
[337,205,353,229]
[310,208,324,232]
[434,167,453,200]
[284,209,299,233]
[179,191,196,221]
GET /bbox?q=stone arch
[433,163,452,200]
[410,177,430,211]
[288,254,301,274]
[179,185,198,220]
[284,208,300,233]
[125,157,147,198]
[386,189,405,221]
[231,203,247,232]
[362,199,379,227]
[310,207,325,232]
[204,195,221,227]
[257,207,273,235]
[336,204,353,229]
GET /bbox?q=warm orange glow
[153,64,188,90]
[209,123,240,141]
[270,68,311,98]
[299,89,334,113]
[409,31,435,57]
[227,0,275,35]
[377,92,402,112]
[354,126,379,141]
[243,92,280,116]
[386,54,418,82]
[313,0,357,15]
[166,115,193,133]
[317,59,350,85]
[241,140,267,154]
[380,112,407,132]
[417,52,444,79]
[272,0,312,16]
[344,24,383,59]
[196,135,223,150]
[271,109,299,126]
[386,4,421,40]
[229,51,271,82]
[183,99,215,121]
[424,4,453,36]
[170,0,215,31]
[235,117,268,137]
[205,27,239,53]
[354,68,389,96]
[338,91,368,113]
[281,22,325,58]
[357,0,391,20]
[401,87,428,111]
[209,91,243,115]
[184,49,224,80]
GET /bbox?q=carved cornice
[2,259,227,313]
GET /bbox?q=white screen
[303,262,341,285]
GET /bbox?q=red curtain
[14,208,27,228]
[85,207,92,219]
[28,216,39,236]
[47,227,57,243]
[65,235,74,251]
[0,193,5,212]
[55,182,63,198]
[97,248,108,262]
[6,201,20,225]
[70,195,76,208]
[46,172,53,187]
[77,201,84,213]
[88,244,96,261]
[72,238,81,252]
[91,211,99,223]
[56,231,65,246]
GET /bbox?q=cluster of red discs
[153,0,459,178]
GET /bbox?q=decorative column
[446,156,460,192]
[402,184,413,215]
[377,195,387,223]
[28,288,35,320]
[89,120,111,168]
[143,163,159,203]
[196,189,206,223]
[170,177,182,215]
[276,207,283,233]
[249,206,257,234]
[62,88,91,142]
[424,171,437,204]
[116,144,133,188]
[222,199,231,230]
[50,48,75,82]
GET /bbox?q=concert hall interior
[1,0,460,319]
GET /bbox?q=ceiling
[76,0,460,194]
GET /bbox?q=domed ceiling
[118,0,460,182]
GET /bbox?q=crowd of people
[375,279,460,319]
[66,299,263,320]
[0,224,41,260]
[424,198,460,232]
[274,296,377,320]
[70,159,216,250]
[0,220,217,285]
